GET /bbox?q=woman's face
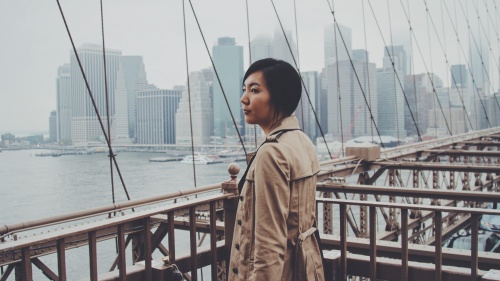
[241,71,276,134]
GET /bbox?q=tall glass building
[212,37,244,139]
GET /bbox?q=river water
[0,149,243,280]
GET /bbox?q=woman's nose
[241,91,249,104]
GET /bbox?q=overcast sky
[0,0,497,134]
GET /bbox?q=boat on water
[181,154,219,165]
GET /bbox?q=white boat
[180,154,214,165]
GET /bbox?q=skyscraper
[49,110,57,143]
[212,37,244,138]
[327,53,377,140]
[176,68,214,146]
[324,23,352,66]
[272,29,297,66]
[136,88,182,144]
[384,45,407,75]
[296,71,320,141]
[56,63,71,143]
[113,56,150,144]
[70,44,121,146]
[377,50,406,139]
[450,64,467,88]
[250,34,273,63]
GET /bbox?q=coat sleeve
[251,144,290,280]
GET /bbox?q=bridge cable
[387,0,453,136]
[324,0,386,148]
[424,1,439,138]
[443,0,492,129]
[56,0,133,204]
[387,0,401,141]
[366,0,425,141]
[269,0,335,158]
[182,0,197,189]
[419,0,474,132]
[439,1,453,135]
[187,0,248,158]
[244,0,258,149]
[292,0,305,131]
[99,0,117,206]
[332,1,345,157]
[361,0,375,143]
[470,0,500,113]
[405,0,422,139]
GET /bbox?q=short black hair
[243,58,302,120]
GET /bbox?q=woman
[229,58,324,281]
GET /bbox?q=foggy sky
[0,0,496,134]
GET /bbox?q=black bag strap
[237,128,299,194]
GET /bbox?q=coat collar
[266,115,301,141]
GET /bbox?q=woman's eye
[251,88,258,93]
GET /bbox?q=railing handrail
[0,182,222,236]
[317,182,500,202]
[0,193,231,252]
[317,198,500,216]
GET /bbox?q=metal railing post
[221,163,240,278]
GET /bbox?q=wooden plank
[435,211,442,281]
[339,204,347,281]
[168,212,176,263]
[471,214,479,280]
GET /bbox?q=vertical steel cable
[187,0,248,157]
[182,0,197,189]
[387,0,400,141]
[456,0,492,127]
[324,0,386,148]
[244,0,258,149]
[386,0,451,136]
[56,0,133,205]
[332,1,345,156]
[425,1,438,138]
[440,0,453,134]
[270,0,335,157]
[361,0,374,143]
[99,0,116,205]
[406,0,421,138]
[293,0,305,131]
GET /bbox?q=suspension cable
[388,0,452,136]
[439,1,453,134]
[361,0,374,143]
[56,0,132,203]
[182,0,197,188]
[443,0,492,128]
[99,0,116,205]
[270,0,335,157]
[425,0,438,138]
[328,0,387,148]
[469,0,500,112]
[405,0,422,138]
[387,0,400,141]
[333,4,345,157]
[244,0,258,149]
[292,0,305,130]
[187,0,248,157]
[366,0,424,141]
[419,0,474,132]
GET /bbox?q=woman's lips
[243,109,251,115]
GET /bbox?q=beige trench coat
[228,116,324,281]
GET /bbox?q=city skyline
[1,0,499,134]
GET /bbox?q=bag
[294,227,325,281]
